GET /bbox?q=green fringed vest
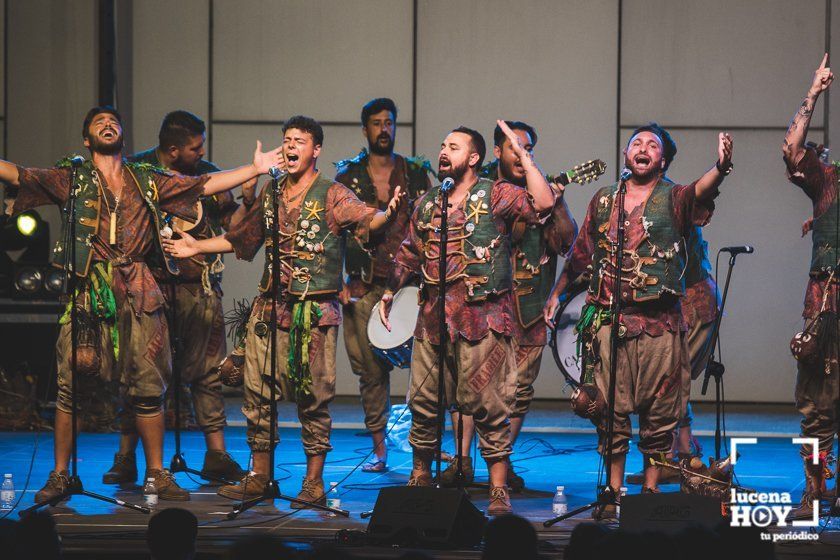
[334,150,430,281]
[478,159,553,326]
[417,178,512,302]
[513,225,557,327]
[258,174,345,297]
[810,164,840,274]
[128,148,227,284]
[52,157,176,277]
[590,180,685,303]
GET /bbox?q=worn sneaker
[487,486,512,516]
[642,486,661,494]
[200,450,247,484]
[290,477,326,509]
[35,470,71,505]
[146,469,190,501]
[439,456,474,487]
[102,452,138,485]
[217,471,270,501]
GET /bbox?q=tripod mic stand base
[543,485,617,527]
[168,452,235,486]
[19,474,150,517]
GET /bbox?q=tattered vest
[129,149,226,285]
[684,226,712,286]
[478,161,555,327]
[52,157,176,277]
[590,180,685,303]
[335,150,430,281]
[513,225,557,327]
[258,174,345,297]
[417,178,512,302]
[810,164,840,275]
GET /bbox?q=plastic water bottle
[0,474,14,510]
[326,482,341,515]
[552,485,568,515]
[617,486,628,517]
[143,477,158,510]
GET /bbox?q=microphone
[721,245,754,255]
[268,166,286,180]
[69,156,85,167]
[440,177,455,193]
[619,167,632,182]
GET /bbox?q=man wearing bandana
[544,124,732,520]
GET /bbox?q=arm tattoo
[786,96,816,143]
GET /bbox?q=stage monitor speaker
[620,492,723,534]
[367,486,486,549]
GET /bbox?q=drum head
[550,287,588,386]
[368,286,420,350]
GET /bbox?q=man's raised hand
[810,53,834,96]
[497,119,530,162]
[718,133,733,167]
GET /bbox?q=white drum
[549,288,588,386]
[368,286,420,369]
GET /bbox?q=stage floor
[1,399,838,558]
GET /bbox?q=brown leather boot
[217,471,270,501]
[487,486,512,516]
[291,477,326,509]
[439,456,474,487]
[201,450,247,484]
[35,470,71,505]
[145,469,190,501]
[102,452,137,485]
[506,458,525,493]
[788,459,824,521]
[407,471,434,487]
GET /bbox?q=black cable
[1,318,60,520]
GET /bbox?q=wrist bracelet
[715,160,733,175]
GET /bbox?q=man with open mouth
[163,115,404,507]
[0,105,283,504]
[333,98,433,474]
[544,123,733,521]
[94,110,253,489]
[440,121,578,493]
[379,122,555,515]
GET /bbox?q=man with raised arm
[98,110,252,488]
[380,122,554,515]
[0,105,282,503]
[164,116,403,507]
[781,54,837,520]
[544,125,732,520]
[440,120,577,492]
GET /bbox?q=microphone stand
[436,179,452,487]
[166,255,232,485]
[22,159,148,516]
[228,168,348,518]
[700,250,743,461]
[545,172,629,527]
